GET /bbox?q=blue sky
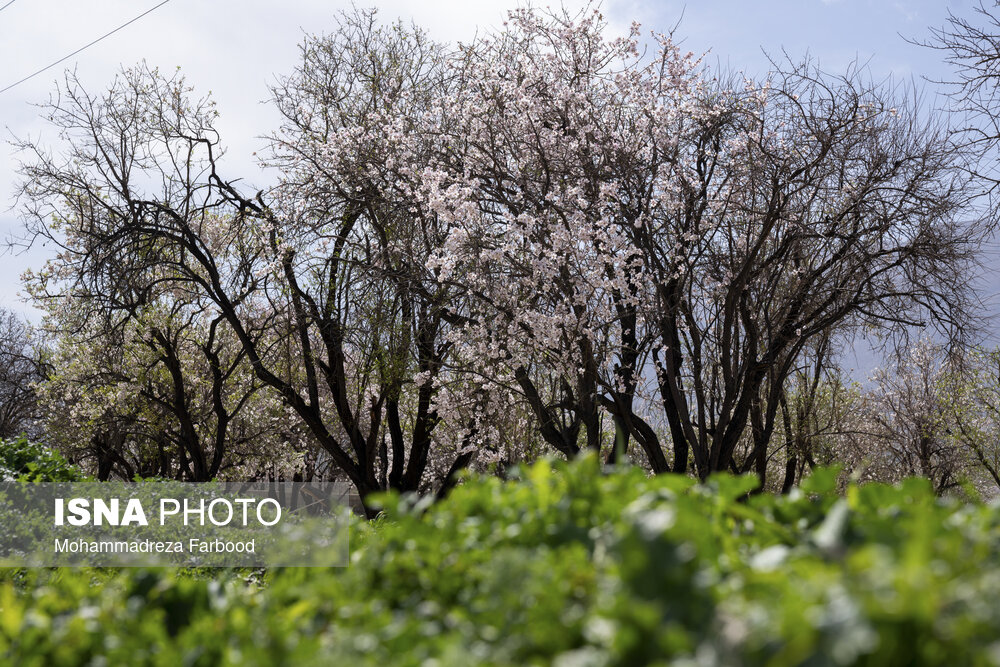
[0,0,990,370]
[640,0,961,81]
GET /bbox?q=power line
[0,0,171,95]
[0,1,16,14]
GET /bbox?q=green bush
[0,435,84,482]
[2,455,1000,665]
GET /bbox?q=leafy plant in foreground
[1,456,999,665]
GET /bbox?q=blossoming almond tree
[416,8,707,472]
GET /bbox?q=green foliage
[0,435,84,482]
[2,455,1000,665]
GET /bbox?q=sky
[0,0,989,372]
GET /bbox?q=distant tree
[864,341,968,493]
[940,346,1000,492]
[829,341,1000,496]
[0,309,43,440]
[29,295,305,481]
